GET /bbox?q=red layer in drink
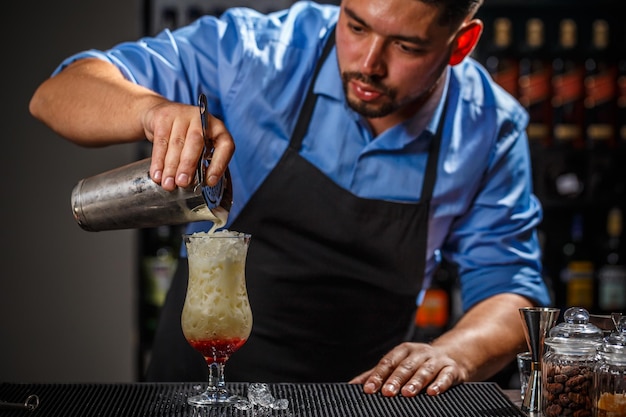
[188,337,247,364]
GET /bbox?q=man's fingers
[149,123,173,185]
[160,118,188,190]
[205,116,235,186]
[353,343,463,398]
[425,366,457,396]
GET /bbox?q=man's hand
[349,342,466,397]
[350,293,533,397]
[143,101,235,191]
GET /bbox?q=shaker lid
[546,307,603,348]
[599,317,626,354]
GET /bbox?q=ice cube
[247,383,290,410]
[248,383,274,407]
[270,398,289,410]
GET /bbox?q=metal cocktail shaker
[70,157,231,231]
[70,93,232,232]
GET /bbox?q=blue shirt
[54,1,551,311]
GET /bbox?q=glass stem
[207,362,226,392]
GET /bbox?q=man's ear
[449,20,483,66]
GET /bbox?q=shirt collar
[408,67,449,138]
[314,46,344,102]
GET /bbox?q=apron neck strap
[420,98,448,202]
[290,27,336,149]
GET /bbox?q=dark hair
[420,0,484,28]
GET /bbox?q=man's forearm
[29,58,164,147]
[431,293,533,382]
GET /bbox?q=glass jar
[593,317,626,417]
[542,307,603,417]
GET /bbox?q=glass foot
[187,388,244,407]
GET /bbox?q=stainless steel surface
[519,307,560,416]
[196,93,232,213]
[71,157,229,231]
[0,394,39,411]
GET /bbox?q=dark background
[0,0,139,382]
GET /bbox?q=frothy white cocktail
[181,230,252,364]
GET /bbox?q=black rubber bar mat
[0,382,524,417]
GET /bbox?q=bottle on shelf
[596,207,626,313]
[584,19,618,149]
[560,213,595,311]
[617,28,626,148]
[582,19,622,204]
[518,17,553,149]
[551,19,585,150]
[142,225,180,309]
[138,224,182,377]
[484,17,519,98]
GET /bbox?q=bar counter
[1,381,522,416]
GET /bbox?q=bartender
[29,0,550,397]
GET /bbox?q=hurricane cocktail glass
[181,231,252,406]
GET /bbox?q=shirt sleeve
[442,102,551,311]
[50,11,247,114]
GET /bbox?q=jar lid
[546,307,603,350]
[599,317,626,355]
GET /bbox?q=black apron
[146,30,446,383]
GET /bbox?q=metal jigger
[519,307,560,416]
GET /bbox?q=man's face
[336,0,456,131]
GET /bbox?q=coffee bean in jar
[542,307,603,417]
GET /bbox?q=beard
[341,72,399,118]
